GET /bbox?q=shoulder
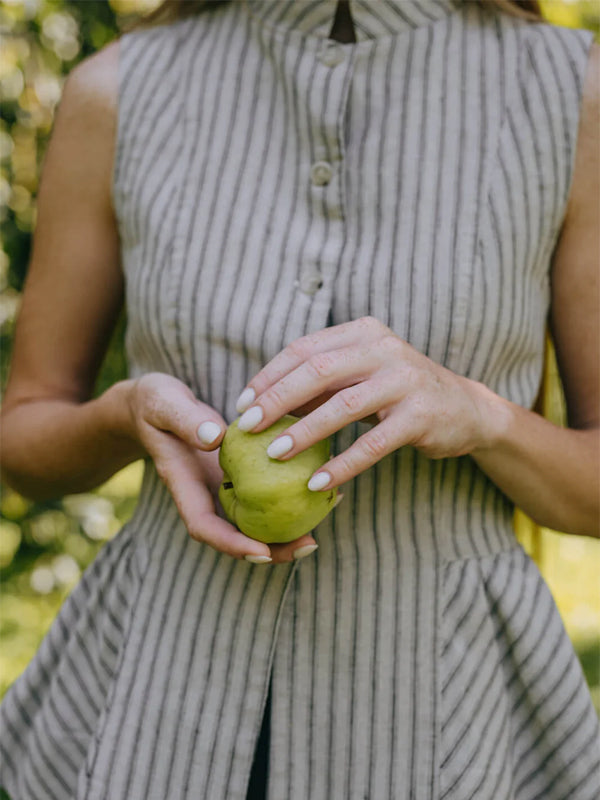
[56,18,192,124]
[42,41,123,216]
[507,20,596,207]
[518,17,596,71]
[63,38,120,107]
[57,39,120,138]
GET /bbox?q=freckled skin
[218,415,337,544]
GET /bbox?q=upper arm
[3,39,122,412]
[550,42,599,430]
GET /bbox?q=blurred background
[1,0,599,712]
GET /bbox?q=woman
[0,0,598,798]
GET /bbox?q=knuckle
[295,414,322,443]
[361,429,388,460]
[380,333,402,355]
[140,386,159,414]
[330,453,349,478]
[361,315,378,328]
[286,338,310,361]
[307,352,336,380]
[397,361,419,388]
[411,427,439,457]
[337,387,364,417]
[304,332,323,349]
[186,523,206,544]
[136,372,164,402]
[404,397,429,439]
[414,395,435,427]
[359,315,384,334]
[291,417,309,439]
[263,383,286,411]
[143,391,169,427]
[336,450,358,477]
[134,372,154,394]
[405,391,425,417]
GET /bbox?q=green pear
[218,414,337,544]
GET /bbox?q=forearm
[471,384,599,538]
[0,379,146,500]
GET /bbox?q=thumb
[144,385,227,451]
[195,415,227,449]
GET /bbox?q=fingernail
[267,435,293,459]
[236,387,256,414]
[293,544,318,560]
[307,471,331,491]
[197,421,222,445]
[334,492,344,507]
[245,554,272,564]
[237,406,263,431]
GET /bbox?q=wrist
[99,379,146,458]
[468,380,515,457]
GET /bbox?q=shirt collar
[246,0,461,41]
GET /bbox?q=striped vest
[1,2,598,798]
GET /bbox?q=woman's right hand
[126,373,317,563]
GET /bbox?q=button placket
[297,47,354,301]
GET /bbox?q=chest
[117,9,561,414]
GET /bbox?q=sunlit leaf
[0,487,30,520]
[0,520,21,568]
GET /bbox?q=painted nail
[197,421,222,445]
[236,387,256,414]
[293,544,319,560]
[245,554,272,564]
[307,471,331,491]
[267,435,293,459]
[237,406,264,431]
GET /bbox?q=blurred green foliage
[0,0,155,695]
[0,0,599,709]
[1,0,144,389]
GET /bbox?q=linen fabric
[1,1,599,798]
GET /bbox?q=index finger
[236,317,383,413]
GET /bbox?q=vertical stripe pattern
[1,2,598,799]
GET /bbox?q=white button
[310,161,333,186]
[320,42,345,67]
[299,272,324,296]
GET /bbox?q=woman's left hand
[234,316,501,491]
